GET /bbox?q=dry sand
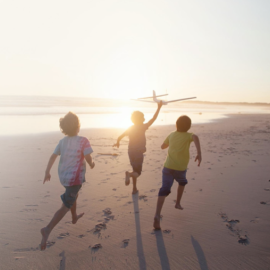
[0,114,270,270]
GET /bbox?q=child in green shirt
[153,115,202,230]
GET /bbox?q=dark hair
[131,111,144,124]
[59,112,80,136]
[176,115,191,132]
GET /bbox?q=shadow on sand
[59,251,66,270]
[191,235,209,270]
[133,194,147,270]
[154,230,171,270]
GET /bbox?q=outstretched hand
[113,142,120,148]
[43,172,51,184]
[195,154,202,166]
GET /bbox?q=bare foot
[153,216,161,230]
[132,189,138,194]
[72,213,84,224]
[125,171,130,186]
[175,204,184,210]
[40,227,50,251]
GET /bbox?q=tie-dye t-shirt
[53,136,93,186]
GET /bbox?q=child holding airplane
[153,115,202,230]
[113,101,163,194]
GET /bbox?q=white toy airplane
[132,90,196,105]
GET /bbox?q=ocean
[0,96,269,136]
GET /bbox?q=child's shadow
[59,251,66,270]
[153,230,171,270]
[132,194,147,270]
[191,236,209,270]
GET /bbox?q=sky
[0,0,269,102]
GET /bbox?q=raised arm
[192,134,202,166]
[113,129,129,148]
[84,154,95,169]
[43,154,58,184]
[146,101,163,127]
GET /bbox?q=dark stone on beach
[260,201,267,204]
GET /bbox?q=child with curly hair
[40,112,95,250]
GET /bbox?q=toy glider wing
[131,99,156,103]
[136,94,168,100]
[166,97,196,103]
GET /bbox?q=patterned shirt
[53,136,93,186]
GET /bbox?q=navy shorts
[61,185,82,209]
[128,150,144,175]
[158,167,188,196]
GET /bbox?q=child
[40,112,95,250]
[113,101,163,194]
[153,115,202,230]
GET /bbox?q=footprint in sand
[264,188,270,191]
[58,232,69,239]
[260,201,267,205]
[238,235,249,245]
[77,234,85,238]
[163,229,171,233]
[90,243,102,249]
[139,195,147,200]
[250,217,260,223]
[150,189,156,192]
[14,256,25,260]
[122,239,130,247]
[103,208,112,215]
[219,212,249,244]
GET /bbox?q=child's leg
[130,172,139,194]
[40,204,69,250]
[125,171,139,192]
[174,170,187,210]
[153,196,166,230]
[70,195,84,224]
[153,168,174,229]
[175,184,185,210]
[127,151,143,193]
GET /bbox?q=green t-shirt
[163,131,193,171]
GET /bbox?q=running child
[153,115,202,230]
[113,101,163,194]
[40,112,95,250]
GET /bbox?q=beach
[0,114,270,270]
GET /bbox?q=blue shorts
[128,150,144,175]
[158,167,188,196]
[61,185,82,209]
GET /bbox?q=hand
[157,100,163,109]
[113,142,120,148]
[195,153,202,166]
[43,171,51,184]
[90,162,95,169]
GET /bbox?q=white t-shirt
[54,136,93,186]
